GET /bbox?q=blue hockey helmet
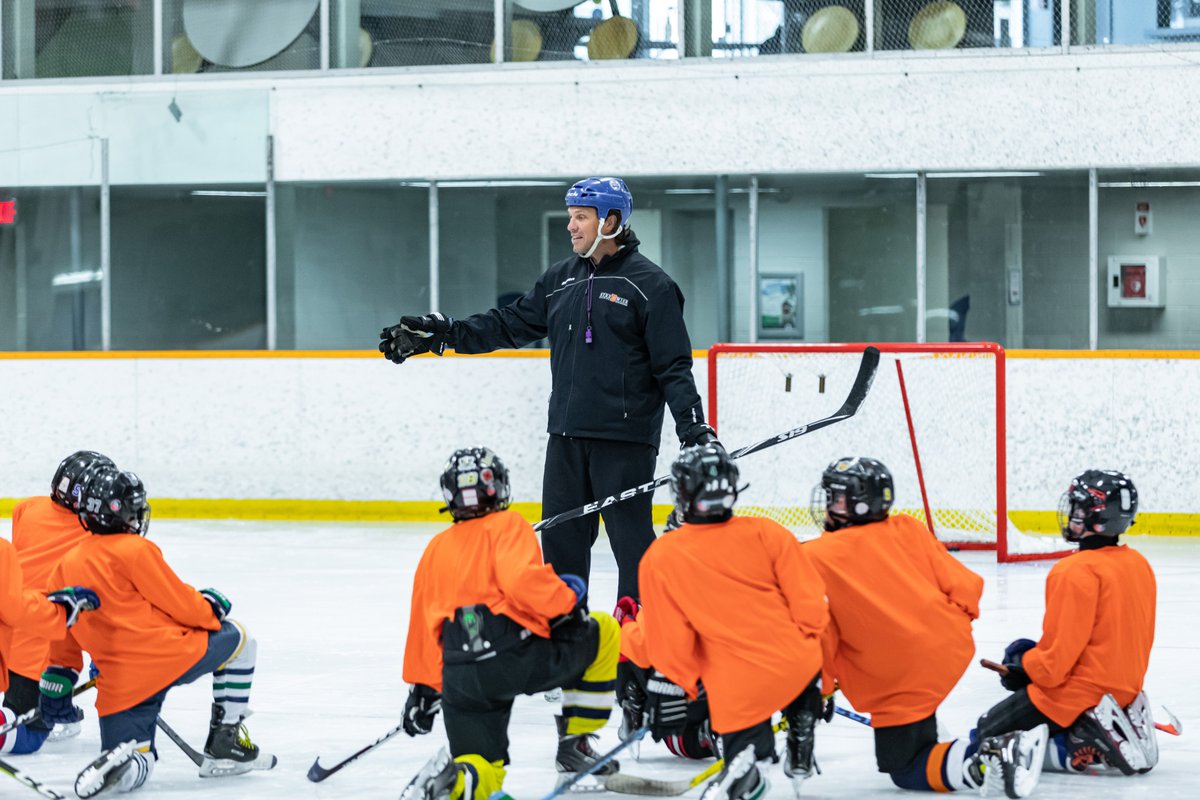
[565,177,633,230]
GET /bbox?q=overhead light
[190,190,267,197]
[857,305,905,316]
[52,270,103,287]
[930,171,1043,179]
[1097,181,1200,188]
[865,172,1043,179]
[664,188,714,195]
[400,180,568,188]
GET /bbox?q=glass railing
[3,1,1197,80]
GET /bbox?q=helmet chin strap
[582,218,621,261]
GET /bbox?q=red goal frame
[707,342,1072,563]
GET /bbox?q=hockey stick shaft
[307,720,406,782]
[534,346,880,532]
[0,677,99,737]
[0,757,67,800]
[155,716,205,766]
[979,659,1181,736]
[835,706,871,726]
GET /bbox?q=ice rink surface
[1,519,1196,800]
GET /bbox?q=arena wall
[1,350,1194,535]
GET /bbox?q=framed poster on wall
[758,273,803,339]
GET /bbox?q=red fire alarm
[0,200,15,225]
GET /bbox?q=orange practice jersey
[803,514,984,727]
[0,538,67,692]
[618,615,651,668]
[403,509,577,691]
[51,534,220,716]
[1023,545,1156,727]
[637,516,828,733]
[9,496,89,678]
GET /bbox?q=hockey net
[708,343,1071,562]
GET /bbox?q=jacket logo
[599,292,629,307]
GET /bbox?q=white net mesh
[711,344,1068,561]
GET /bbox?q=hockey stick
[0,757,68,800]
[835,706,871,726]
[979,659,1181,736]
[155,716,205,766]
[605,720,788,797]
[534,346,881,532]
[544,726,648,800]
[0,677,98,737]
[307,719,406,782]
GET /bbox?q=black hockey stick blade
[307,720,406,782]
[534,346,880,532]
[155,716,205,766]
[0,757,68,800]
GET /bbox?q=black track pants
[540,434,657,599]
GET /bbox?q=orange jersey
[9,496,90,678]
[1023,545,1156,727]
[618,616,651,668]
[0,538,67,692]
[637,516,827,733]
[403,510,577,691]
[50,533,220,716]
[803,514,984,727]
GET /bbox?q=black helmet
[440,447,511,521]
[1057,469,1137,543]
[670,443,739,525]
[811,457,894,532]
[51,450,115,511]
[77,465,151,535]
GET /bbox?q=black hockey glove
[402,683,442,736]
[1000,638,1036,691]
[380,312,455,365]
[199,588,231,621]
[645,671,688,741]
[680,422,720,449]
[46,586,100,628]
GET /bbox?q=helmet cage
[671,444,739,525]
[440,447,511,522]
[78,467,150,536]
[1057,470,1137,543]
[817,457,894,531]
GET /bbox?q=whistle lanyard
[585,268,595,344]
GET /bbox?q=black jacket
[452,236,705,448]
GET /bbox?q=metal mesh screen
[3,0,155,79]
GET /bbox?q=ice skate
[400,747,459,800]
[971,724,1048,798]
[48,720,82,741]
[1070,693,1153,775]
[75,740,140,798]
[782,710,820,797]
[199,703,277,777]
[555,715,617,790]
[699,746,767,800]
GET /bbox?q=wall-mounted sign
[1135,201,1151,236]
[758,273,803,339]
[0,200,15,225]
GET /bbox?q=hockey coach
[380,177,719,600]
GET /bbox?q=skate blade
[48,721,82,741]
[559,773,608,793]
[198,752,277,777]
